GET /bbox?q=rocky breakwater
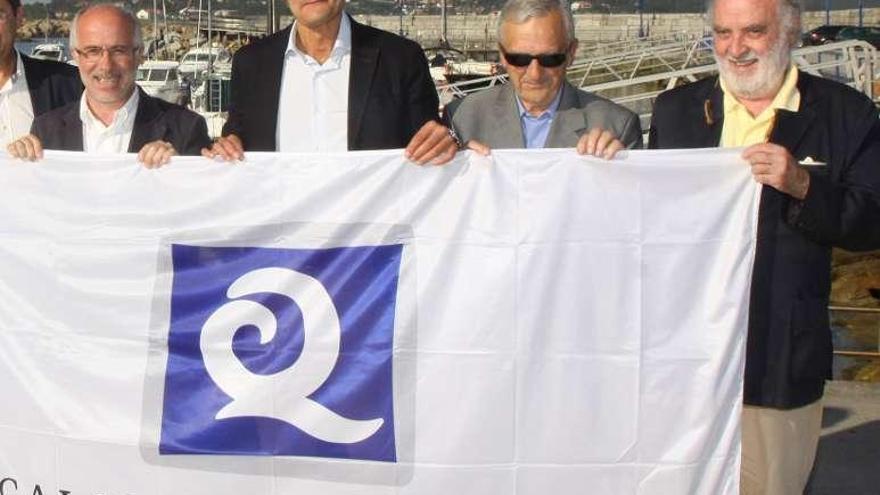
[17,18,69,41]
[831,250,880,381]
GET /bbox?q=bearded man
[648,0,880,493]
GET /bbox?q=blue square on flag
[159,244,402,462]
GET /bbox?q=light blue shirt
[515,88,563,149]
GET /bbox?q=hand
[404,121,458,165]
[576,127,625,160]
[138,140,177,168]
[6,134,44,161]
[201,134,244,161]
[466,140,491,156]
[742,143,810,200]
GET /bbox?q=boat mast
[441,0,448,47]
[152,0,158,59]
[267,0,280,35]
[196,0,203,52]
[162,0,169,51]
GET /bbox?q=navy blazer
[31,89,211,155]
[648,71,880,409]
[21,54,82,116]
[222,16,439,151]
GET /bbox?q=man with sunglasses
[7,4,210,167]
[447,0,641,157]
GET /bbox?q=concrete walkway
[807,381,880,495]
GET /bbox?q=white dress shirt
[276,14,351,152]
[80,89,139,153]
[0,51,35,144]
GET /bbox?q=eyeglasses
[75,45,138,62]
[500,46,568,68]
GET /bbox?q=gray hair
[69,4,144,53]
[707,0,801,47]
[497,0,576,47]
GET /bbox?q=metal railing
[568,34,715,88]
[831,305,880,360]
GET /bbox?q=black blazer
[21,54,82,116]
[648,71,880,409]
[222,16,439,151]
[32,89,211,155]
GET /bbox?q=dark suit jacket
[648,71,880,409]
[31,88,211,155]
[222,15,439,151]
[447,80,643,149]
[20,53,82,116]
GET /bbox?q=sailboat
[136,0,187,105]
[30,5,66,62]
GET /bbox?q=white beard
[715,36,791,100]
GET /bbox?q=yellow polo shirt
[720,65,800,148]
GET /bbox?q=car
[802,25,846,45]
[802,25,880,48]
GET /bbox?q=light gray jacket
[447,81,643,149]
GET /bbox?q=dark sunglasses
[500,47,568,68]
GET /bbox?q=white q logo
[199,267,384,444]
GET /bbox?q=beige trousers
[740,400,823,495]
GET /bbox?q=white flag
[0,148,758,495]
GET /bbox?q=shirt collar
[12,51,25,84]
[79,87,140,130]
[720,64,800,118]
[0,51,26,93]
[515,85,563,120]
[287,13,352,65]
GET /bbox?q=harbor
[15,7,880,132]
